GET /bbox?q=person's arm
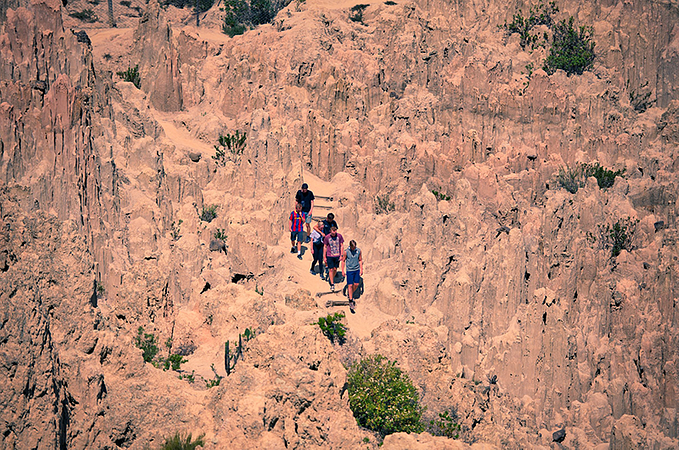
[309,199,314,217]
[359,251,363,276]
[289,212,293,231]
[340,251,345,274]
[339,242,344,275]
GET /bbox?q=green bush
[157,432,204,450]
[214,228,227,241]
[583,163,625,189]
[161,354,188,371]
[543,16,595,75]
[504,1,558,49]
[69,9,98,22]
[347,354,425,437]
[213,131,247,165]
[555,164,585,194]
[135,326,160,363]
[428,410,461,438]
[600,218,638,258]
[375,195,395,214]
[432,190,451,201]
[200,205,217,223]
[555,163,624,193]
[221,0,277,37]
[117,65,141,88]
[314,312,347,344]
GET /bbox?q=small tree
[543,16,595,75]
[314,312,347,344]
[347,354,425,437]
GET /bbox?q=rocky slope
[0,0,678,448]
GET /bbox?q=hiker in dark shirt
[295,183,315,240]
[314,212,338,240]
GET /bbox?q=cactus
[224,330,256,376]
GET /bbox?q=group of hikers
[289,183,363,313]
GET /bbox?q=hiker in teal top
[341,240,363,313]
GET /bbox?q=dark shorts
[326,256,340,269]
[346,270,360,285]
[290,231,304,242]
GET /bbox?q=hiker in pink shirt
[323,226,344,292]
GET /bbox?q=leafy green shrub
[205,363,222,388]
[214,228,227,241]
[135,326,160,363]
[347,354,425,437]
[600,218,638,258]
[314,312,347,344]
[583,163,625,189]
[117,65,141,88]
[157,432,204,450]
[556,164,585,194]
[628,80,654,113]
[161,354,188,371]
[428,410,461,438]
[543,16,595,75]
[221,0,277,37]
[375,195,395,214]
[199,205,217,222]
[69,9,98,22]
[432,190,451,201]
[178,370,195,383]
[555,163,624,193]
[504,1,558,49]
[135,328,189,371]
[213,131,247,165]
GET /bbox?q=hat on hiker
[301,183,308,189]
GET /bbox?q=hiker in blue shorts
[341,240,363,313]
[289,203,306,260]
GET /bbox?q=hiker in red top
[289,203,306,260]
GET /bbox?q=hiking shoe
[310,270,315,276]
[349,301,356,314]
[290,247,296,253]
[305,236,311,243]
[330,284,335,292]
[297,254,303,260]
